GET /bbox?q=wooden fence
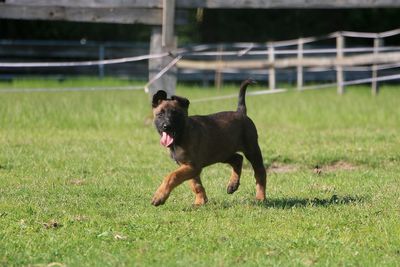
[3,1,400,96]
[2,31,400,95]
[176,29,400,95]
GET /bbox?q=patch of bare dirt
[69,179,86,186]
[267,162,298,173]
[46,263,66,267]
[73,215,89,222]
[314,161,358,175]
[43,219,62,229]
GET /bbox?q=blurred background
[1,2,400,90]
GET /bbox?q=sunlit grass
[0,79,399,266]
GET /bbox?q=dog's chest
[170,145,191,165]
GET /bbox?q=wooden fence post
[372,37,384,95]
[214,44,224,89]
[148,0,177,97]
[336,33,345,95]
[297,38,303,90]
[268,42,276,90]
[98,44,105,78]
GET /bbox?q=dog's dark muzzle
[162,123,172,132]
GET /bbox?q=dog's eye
[156,112,164,118]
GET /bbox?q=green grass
[0,80,399,266]
[0,77,144,89]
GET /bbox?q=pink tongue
[160,132,174,147]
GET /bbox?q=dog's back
[174,80,259,167]
[185,112,257,167]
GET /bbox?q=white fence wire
[1,28,400,95]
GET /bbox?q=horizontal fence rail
[1,28,400,95]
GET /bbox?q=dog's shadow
[201,194,364,210]
[263,194,363,209]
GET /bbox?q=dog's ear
[171,95,190,109]
[152,90,167,108]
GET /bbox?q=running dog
[151,79,266,206]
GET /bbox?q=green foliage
[0,80,399,266]
[0,20,151,42]
[2,9,399,44]
[197,9,400,43]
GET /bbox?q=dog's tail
[237,79,256,115]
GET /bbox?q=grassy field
[0,79,399,266]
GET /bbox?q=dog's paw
[227,182,240,194]
[255,193,266,201]
[194,196,208,206]
[151,191,169,206]
[151,197,165,206]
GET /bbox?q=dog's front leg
[152,164,200,206]
[189,176,208,205]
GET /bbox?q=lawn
[0,79,399,266]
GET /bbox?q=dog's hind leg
[152,164,200,206]
[224,153,243,194]
[243,143,267,201]
[188,176,208,205]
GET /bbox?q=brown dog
[151,79,266,206]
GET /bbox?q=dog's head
[152,90,190,147]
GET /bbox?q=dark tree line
[199,9,400,43]
[1,9,399,44]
